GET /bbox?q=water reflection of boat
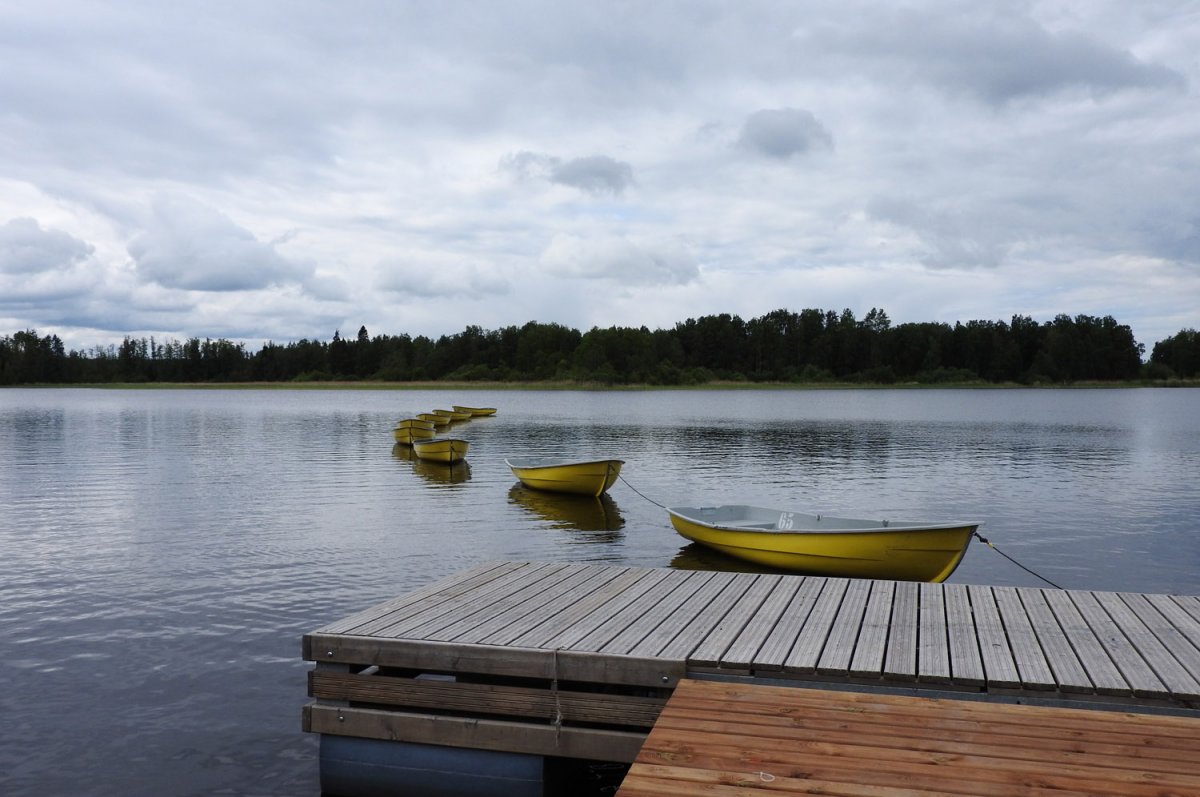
[412,459,472,484]
[391,442,418,461]
[504,457,624,497]
[412,437,469,463]
[666,504,977,582]
[670,543,778,574]
[507,485,624,534]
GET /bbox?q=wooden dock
[303,560,1200,793]
[618,678,1200,796]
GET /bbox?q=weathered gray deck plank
[322,561,522,635]
[815,578,871,676]
[599,571,717,655]
[1043,588,1129,695]
[917,582,950,683]
[390,561,576,640]
[688,574,781,668]
[1069,589,1167,698]
[654,573,756,660]
[625,571,735,658]
[371,561,570,639]
[443,564,612,644]
[1018,587,1094,694]
[993,586,1055,689]
[720,577,805,670]
[1142,593,1200,679]
[883,580,918,680]
[785,578,850,674]
[1100,592,1200,699]
[538,568,674,651]
[505,566,659,649]
[849,579,895,678]
[572,570,701,653]
[477,565,634,647]
[942,583,985,686]
[967,585,1021,688]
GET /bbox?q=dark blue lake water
[1,387,1197,795]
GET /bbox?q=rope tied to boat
[973,531,1065,590]
[618,473,666,509]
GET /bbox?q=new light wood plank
[850,579,895,677]
[942,583,985,686]
[884,579,919,680]
[993,586,1055,689]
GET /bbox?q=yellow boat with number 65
[505,457,624,497]
[412,437,470,463]
[666,504,978,582]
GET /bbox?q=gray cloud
[503,151,635,195]
[737,108,833,159]
[798,8,1185,105]
[128,197,310,292]
[0,217,94,274]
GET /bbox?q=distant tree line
[3,308,1198,386]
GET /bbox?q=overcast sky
[2,1,1198,353]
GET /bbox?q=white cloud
[540,233,699,285]
[127,197,311,292]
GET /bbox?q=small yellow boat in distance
[505,457,624,497]
[417,413,453,427]
[452,405,497,417]
[393,418,436,444]
[412,437,470,464]
[666,505,978,583]
[432,408,473,422]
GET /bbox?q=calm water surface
[1,387,1198,795]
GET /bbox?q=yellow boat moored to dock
[412,437,470,463]
[505,457,624,497]
[452,405,497,417]
[666,504,978,582]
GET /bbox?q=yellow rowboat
[417,413,453,427]
[666,505,978,583]
[392,424,437,444]
[432,408,473,422]
[452,405,497,417]
[504,457,624,497]
[412,437,470,464]
[392,418,436,444]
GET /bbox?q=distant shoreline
[6,379,1199,391]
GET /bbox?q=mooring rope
[618,473,667,509]
[972,531,1065,590]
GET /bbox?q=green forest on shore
[3,307,1199,386]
